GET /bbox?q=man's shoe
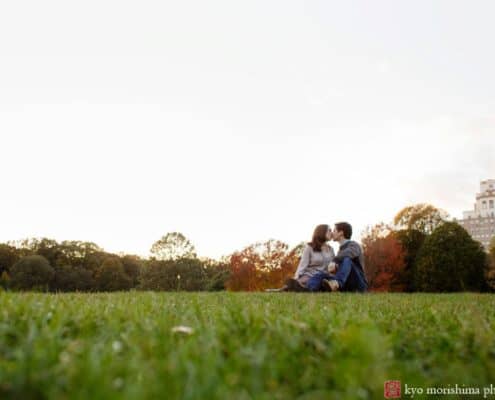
[322,279,340,292]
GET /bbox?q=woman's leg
[285,276,308,292]
[306,272,332,291]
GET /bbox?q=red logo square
[384,380,401,399]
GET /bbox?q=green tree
[0,271,10,289]
[150,232,196,261]
[487,236,495,289]
[97,258,132,291]
[10,255,55,291]
[51,265,95,292]
[415,222,489,292]
[57,240,104,267]
[83,251,112,279]
[0,243,20,275]
[12,238,62,266]
[201,258,230,291]
[9,237,106,268]
[140,258,206,291]
[394,229,427,292]
[121,255,143,287]
[394,204,449,235]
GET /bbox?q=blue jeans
[306,257,368,292]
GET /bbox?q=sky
[1,0,494,259]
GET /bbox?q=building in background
[458,179,495,250]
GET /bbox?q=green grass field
[1,292,495,399]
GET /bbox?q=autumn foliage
[362,224,406,292]
[226,240,301,291]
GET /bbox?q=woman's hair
[308,224,329,252]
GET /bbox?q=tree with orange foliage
[226,240,302,291]
[362,223,406,292]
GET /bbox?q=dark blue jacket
[334,240,368,287]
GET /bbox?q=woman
[285,224,335,292]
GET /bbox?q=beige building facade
[458,179,495,250]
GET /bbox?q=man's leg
[329,257,352,289]
[330,257,367,292]
[342,264,368,292]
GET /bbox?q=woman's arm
[294,245,311,279]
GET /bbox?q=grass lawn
[1,292,495,399]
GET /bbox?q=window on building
[482,201,487,209]
[490,200,494,209]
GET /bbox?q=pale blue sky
[1,0,494,258]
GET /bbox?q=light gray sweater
[294,244,335,279]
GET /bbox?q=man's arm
[334,241,361,263]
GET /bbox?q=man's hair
[335,222,352,239]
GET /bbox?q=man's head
[333,222,352,242]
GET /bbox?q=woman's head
[309,224,331,251]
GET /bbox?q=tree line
[0,234,229,292]
[1,205,494,292]
[362,204,494,292]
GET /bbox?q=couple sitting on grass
[281,222,368,293]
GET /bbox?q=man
[306,222,368,292]
[321,222,368,292]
